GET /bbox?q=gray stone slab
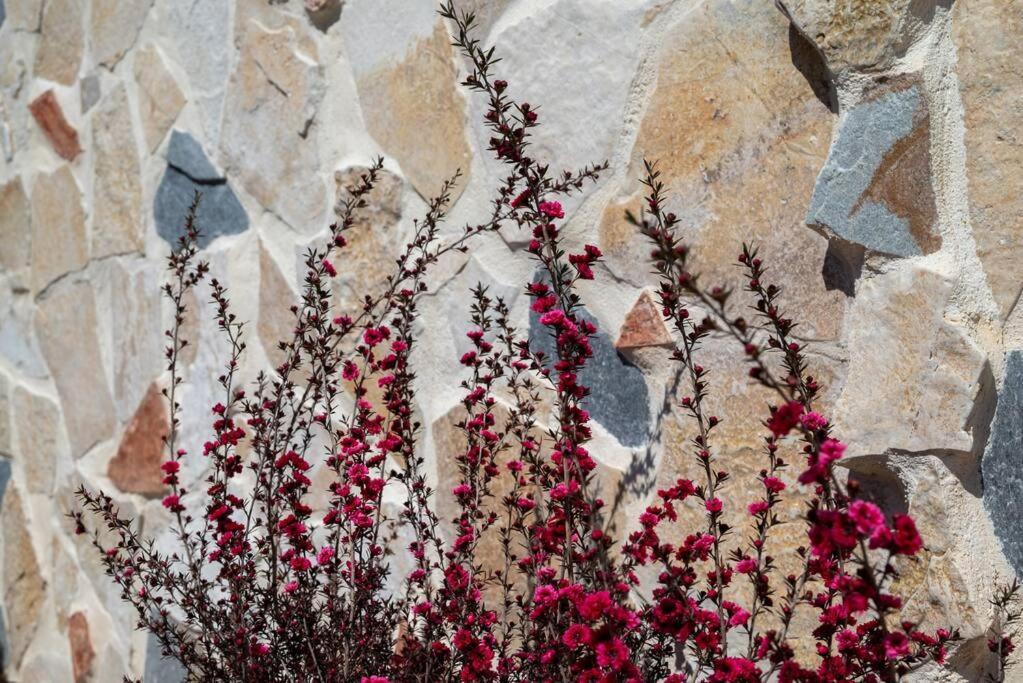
[982,350,1023,576]
[155,131,248,249]
[528,272,650,447]
[144,631,187,683]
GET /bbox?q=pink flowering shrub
[73,4,1013,682]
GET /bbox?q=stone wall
[0,0,1020,680]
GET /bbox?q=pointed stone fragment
[68,611,94,683]
[0,177,30,273]
[90,0,152,68]
[92,84,143,257]
[107,382,168,497]
[29,90,82,161]
[1,488,46,669]
[134,44,186,152]
[258,241,297,368]
[13,385,61,494]
[615,291,672,351]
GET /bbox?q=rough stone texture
[616,290,672,351]
[134,44,186,152]
[0,178,30,273]
[0,373,9,457]
[105,261,162,421]
[13,385,61,494]
[834,265,986,458]
[221,18,325,231]
[29,90,82,161]
[144,630,188,683]
[107,382,168,497]
[778,0,926,74]
[34,0,83,86]
[155,130,248,248]
[807,77,940,257]
[954,0,1023,319]
[353,20,471,201]
[983,351,1023,575]
[67,611,94,683]
[90,0,151,68]
[2,488,46,670]
[35,280,115,457]
[92,84,143,257]
[621,0,845,341]
[29,166,88,292]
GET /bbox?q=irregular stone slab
[983,351,1023,575]
[2,0,40,31]
[621,0,844,340]
[221,19,325,231]
[107,382,168,497]
[0,177,30,272]
[953,0,1023,319]
[155,130,248,248]
[258,241,297,368]
[90,0,152,68]
[835,265,986,458]
[29,90,82,161]
[615,290,672,351]
[330,166,404,312]
[353,20,470,201]
[777,0,928,74]
[105,262,162,421]
[34,0,83,86]
[13,385,61,494]
[30,166,88,292]
[134,44,186,152]
[528,275,650,448]
[35,280,116,456]
[806,77,939,257]
[92,84,143,257]
[79,73,99,114]
[144,630,188,683]
[68,611,94,683]
[0,457,9,505]
[1,488,46,670]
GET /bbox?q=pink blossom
[538,201,564,219]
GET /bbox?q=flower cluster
[70,4,1012,682]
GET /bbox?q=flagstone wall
[0,0,1020,679]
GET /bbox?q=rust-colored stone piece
[107,382,168,496]
[29,90,82,161]
[615,291,673,350]
[68,611,95,683]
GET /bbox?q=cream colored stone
[35,280,116,457]
[835,266,986,457]
[4,0,43,31]
[34,0,84,86]
[92,84,143,258]
[954,0,1023,320]
[105,262,162,422]
[2,487,46,669]
[0,371,10,455]
[134,44,186,152]
[221,18,326,231]
[90,0,153,68]
[13,385,61,494]
[356,21,471,201]
[29,166,87,292]
[0,177,31,273]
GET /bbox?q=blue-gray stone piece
[0,457,10,508]
[528,276,650,448]
[155,130,248,249]
[0,1,6,29]
[144,632,188,683]
[807,82,934,257]
[982,350,1023,576]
